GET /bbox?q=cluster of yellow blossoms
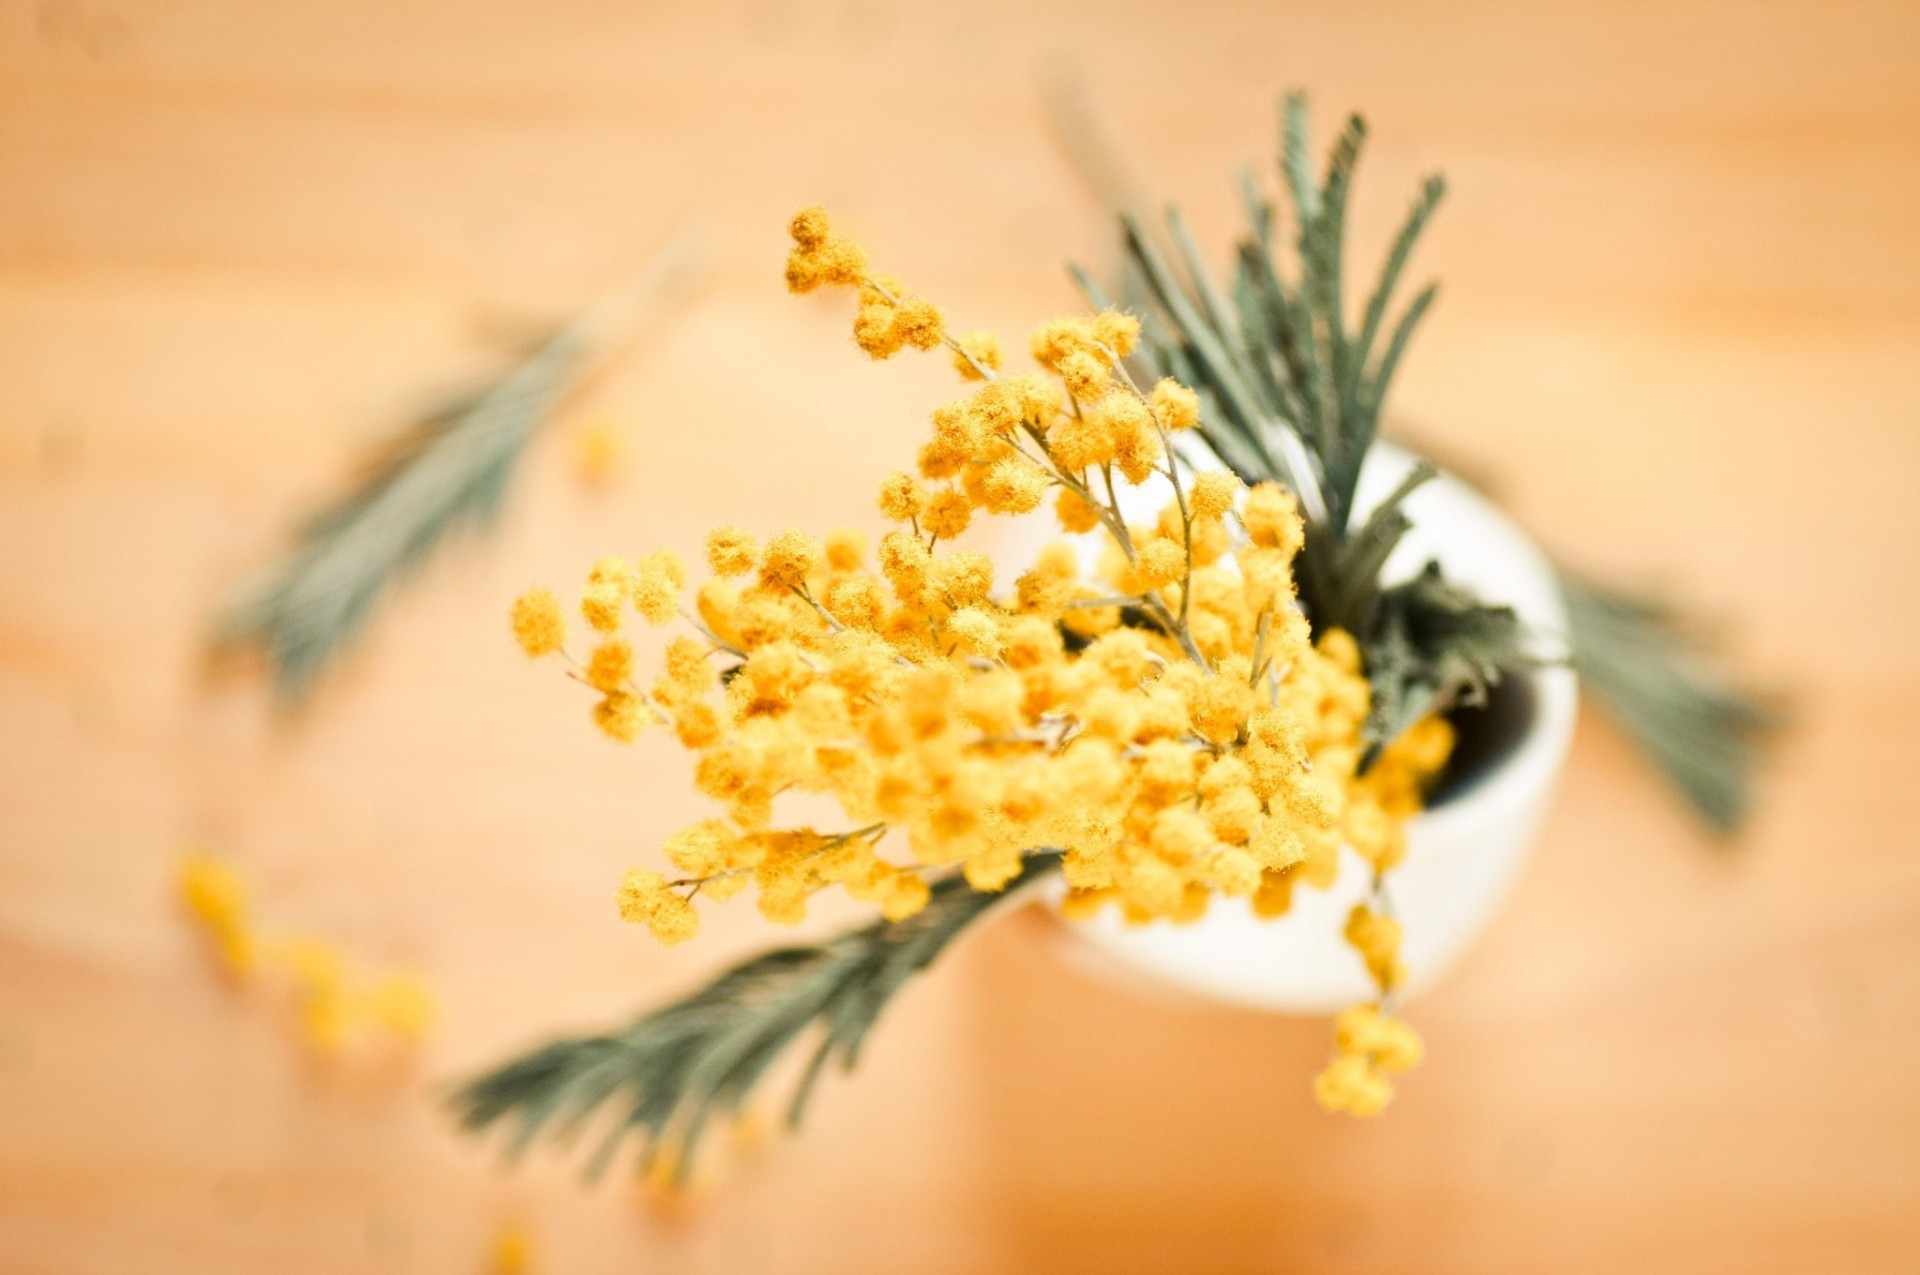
[178,852,434,1054]
[510,209,1454,1115]
[1313,1002,1426,1115]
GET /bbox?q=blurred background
[3,2,1918,1271]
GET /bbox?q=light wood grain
[3,2,1919,1271]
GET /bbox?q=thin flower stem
[863,277,995,380]
[667,825,888,893]
[1087,463,1183,642]
[970,733,1054,748]
[1104,344,1199,632]
[865,272,1150,558]
[1248,607,1273,685]
[1087,462,1185,637]
[1099,465,1134,555]
[678,608,747,660]
[792,585,846,635]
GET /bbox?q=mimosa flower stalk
[497,209,1451,1156]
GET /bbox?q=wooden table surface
[3,2,1918,1271]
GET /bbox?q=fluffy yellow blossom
[1091,310,1140,356]
[951,331,1002,380]
[648,893,700,944]
[664,820,734,877]
[922,487,972,540]
[1130,539,1186,591]
[853,294,902,358]
[1243,482,1305,557]
[891,297,945,351]
[594,692,648,742]
[800,231,941,359]
[617,867,701,943]
[1335,1003,1424,1073]
[784,207,866,292]
[617,867,669,922]
[1315,1002,1424,1117]
[299,988,349,1051]
[1055,489,1102,534]
[881,872,932,921]
[1101,393,1162,484]
[707,526,759,577]
[789,205,830,251]
[1029,317,1095,370]
[572,416,625,485]
[179,852,254,974]
[847,271,945,360]
[265,933,436,1054]
[632,550,684,625]
[589,555,634,588]
[489,1222,535,1275]
[1314,1051,1393,1116]
[1190,470,1242,521]
[877,472,925,524]
[760,530,823,590]
[369,974,435,1042]
[1030,311,1139,368]
[180,852,247,934]
[977,458,1048,515]
[1048,413,1114,473]
[511,588,566,657]
[1058,350,1108,401]
[824,528,866,572]
[675,700,721,748]
[1344,903,1406,991]
[587,639,634,693]
[1150,378,1200,432]
[581,581,624,633]
[946,606,1003,657]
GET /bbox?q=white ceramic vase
[1017,443,1578,1013]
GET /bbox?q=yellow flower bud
[580,581,624,634]
[593,692,647,742]
[511,587,566,656]
[1150,377,1200,432]
[951,331,1002,380]
[586,639,633,693]
[617,867,669,923]
[706,526,759,577]
[1190,470,1242,521]
[1243,482,1304,555]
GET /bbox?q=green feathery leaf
[1321,460,1437,636]
[215,239,704,702]
[449,852,1063,1185]
[1363,563,1529,764]
[1560,576,1786,833]
[1353,174,1446,401]
[1083,92,1521,756]
[1051,81,1786,819]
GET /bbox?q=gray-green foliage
[450,852,1062,1184]
[216,241,702,703]
[216,326,589,701]
[1087,92,1529,757]
[1363,563,1525,768]
[1071,90,1778,827]
[1560,577,1784,833]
